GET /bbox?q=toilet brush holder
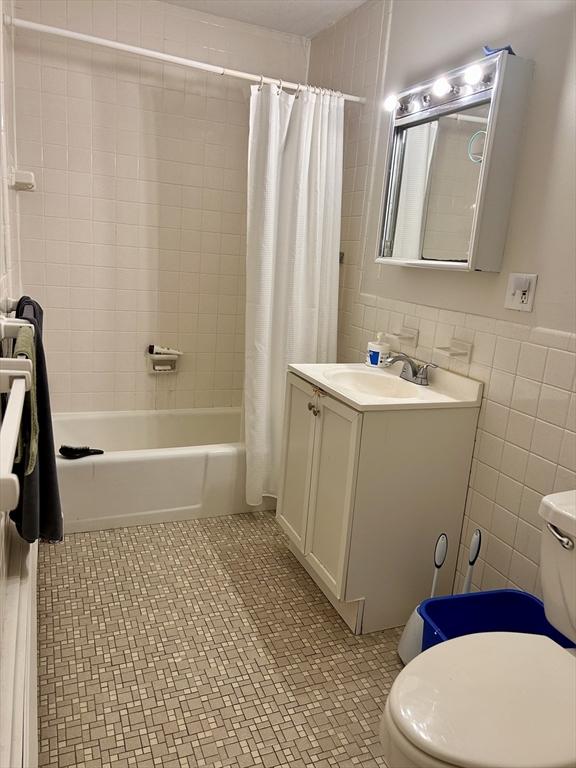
[397,609,425,666]
[397,532,448,666]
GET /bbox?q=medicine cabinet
[377,51,533,271]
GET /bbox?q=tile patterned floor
[38,512,402,767]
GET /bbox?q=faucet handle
[416,362,437,385]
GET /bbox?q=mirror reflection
[392,103,489,263]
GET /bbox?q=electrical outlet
[504,273,537,312]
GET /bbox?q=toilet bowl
[379,631,576,768]
[380,491,576,768]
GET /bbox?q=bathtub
[52,408,252,533]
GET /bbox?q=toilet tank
[538,491,576,643]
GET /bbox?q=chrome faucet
[382,352,437,386]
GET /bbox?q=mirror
[378,52,533,272]
[393,103,489,263]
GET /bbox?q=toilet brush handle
[462,529,482,593]
[431,568,440,597]
[430,533,448,597]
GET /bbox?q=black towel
[11,296,63,543]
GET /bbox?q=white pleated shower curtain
[244,84,344,506]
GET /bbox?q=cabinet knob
[308,401,314,411]
[312,406,320,416]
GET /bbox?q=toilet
[380,490,576,768]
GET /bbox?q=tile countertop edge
[287,364,484,412]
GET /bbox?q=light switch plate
[504,273,537,312]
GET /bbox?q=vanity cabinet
[277,369,481,634]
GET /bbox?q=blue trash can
[418,589,575,652]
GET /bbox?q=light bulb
[432,77,451,97]
[464,65,483,85]
[383,94,399,112]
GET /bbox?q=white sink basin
[323,369,418,398]
[288,363,483,411]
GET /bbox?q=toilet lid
[389,632,576,768]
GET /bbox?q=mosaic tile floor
[38,512,403,767]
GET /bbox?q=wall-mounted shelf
[10,169,36,191]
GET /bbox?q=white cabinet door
[305,394,361,599]
[276,374,317,551]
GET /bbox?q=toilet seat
[388,632,576,768]
[381,702,463,768]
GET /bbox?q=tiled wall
[0,0,20,303]
[342,295,575,595]
[309,1,576,594]
[308,0,388,352]
[13,0,309,411]
[0,0,21,677]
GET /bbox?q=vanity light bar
[383,54,499,116]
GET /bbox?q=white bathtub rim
[53,406,240,420]
[53,406,243,453]
[56,441,245,463]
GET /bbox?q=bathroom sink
[323,369,417,398]
[288,363,483,411]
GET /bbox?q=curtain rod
[6,16,365,104]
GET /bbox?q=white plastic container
[397,533,448,665]
[366,332,390,368]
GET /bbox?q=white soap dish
[147,352,179,374]
[435,340,473,363]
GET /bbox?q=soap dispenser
[366,332,390,368]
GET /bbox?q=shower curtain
[245,84,344,506]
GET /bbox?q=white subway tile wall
[13,0,309,411]
[309,0,576,595]
[342,294,575,595]
[1,0,21,673]
[1,0,20,303]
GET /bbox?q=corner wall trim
[0,522,38,768]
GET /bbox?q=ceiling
[160,0,366,38]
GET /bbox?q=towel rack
[0,297,18,314]
[0,317,34,340]
[0,378,28,511]
[0,299,34,512]
[0,297,34,343]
